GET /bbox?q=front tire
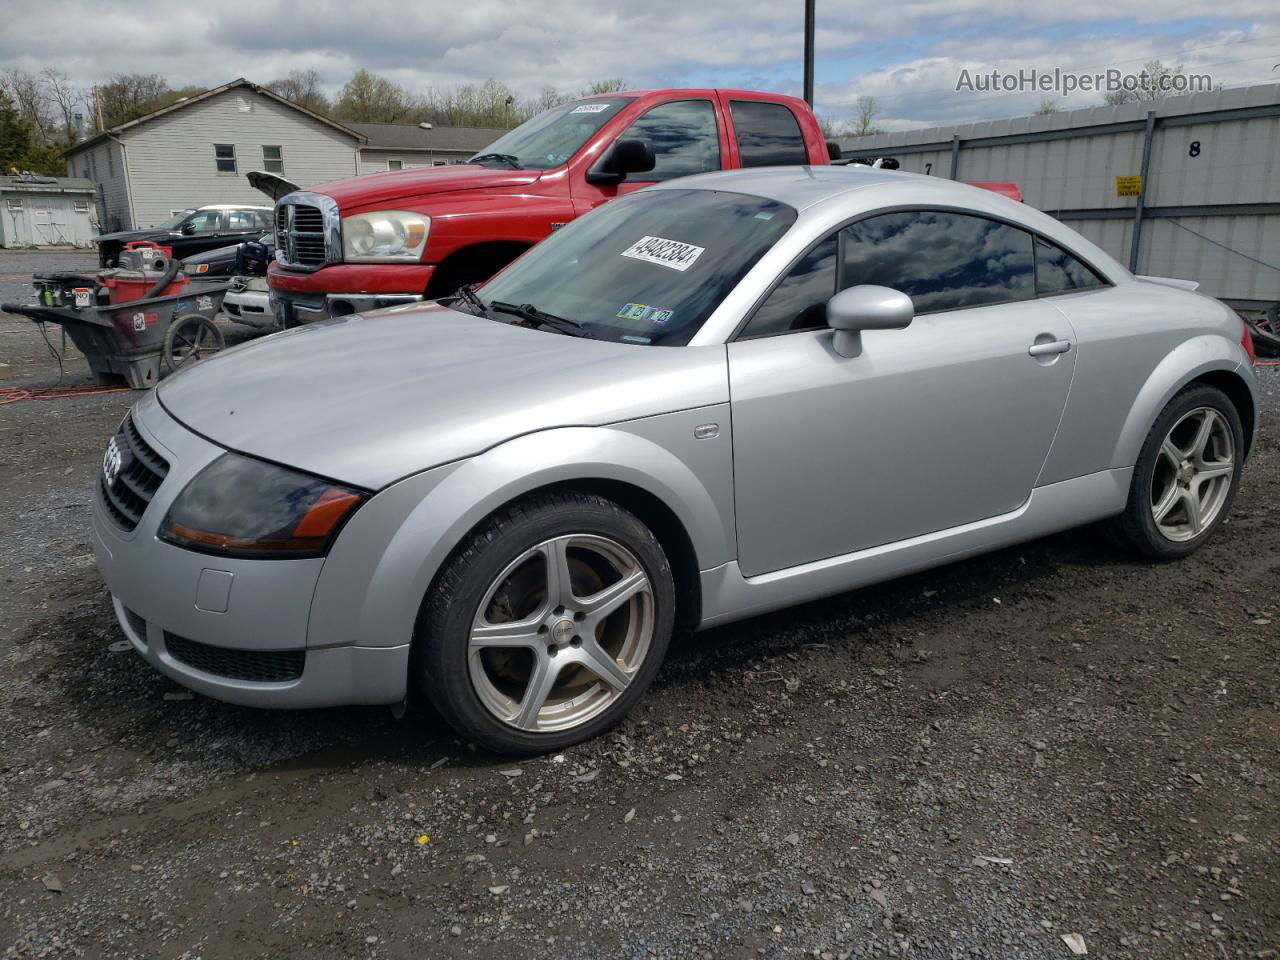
[417,491,675,755]
[1113,384,1243,559]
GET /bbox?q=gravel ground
[1,250,1277,960]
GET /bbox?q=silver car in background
[92,166,1258,754]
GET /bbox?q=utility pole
[803,0,816,106]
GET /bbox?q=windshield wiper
[469,152,523,169]
[451,283,490,316]
[490,300,592,337]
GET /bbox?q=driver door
[573,99,727,214]
[727,210,1076,577]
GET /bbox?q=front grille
[165,633,305,683]
[275,200,333,268]
[99,414,169,531]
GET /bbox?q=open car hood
[247,170,300,203]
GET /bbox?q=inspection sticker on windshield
[570,103,612,114]
[617,303,673,324]
[620,236,705,272]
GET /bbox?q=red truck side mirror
[586,139,657,185]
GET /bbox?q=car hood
[95,228,175,245]
[156,304,729,488]
[311,165,543,211]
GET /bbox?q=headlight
[341,210,430,263]
[158,453,368,559]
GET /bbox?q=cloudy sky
[1,0,1277,130]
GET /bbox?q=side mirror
[180,223,198,235]
[826,284,913,358]
[585,138,656,184]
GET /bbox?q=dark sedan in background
[95,204,272,267]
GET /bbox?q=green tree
[97,73,172,128]
[0,88,34,173]
[333,69,416,123]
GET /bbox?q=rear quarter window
[1035,238,1108,295]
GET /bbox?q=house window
[387,159,403,171]
[73,200,90,213]
[262,145,284,173]
[214,143,237,174]
[433,160,446,166]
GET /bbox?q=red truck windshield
[469,96,634,171]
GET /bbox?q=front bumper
[271,289,424,326]
[268,262,435,324]
[91,395,409,708]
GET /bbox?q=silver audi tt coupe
[93,165,1258,753]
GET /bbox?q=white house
[65,78,364,231]
[65,79,509,233]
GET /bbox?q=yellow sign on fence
[1115,176,1143,197]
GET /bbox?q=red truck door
[572,95,733,215]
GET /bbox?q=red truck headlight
[341,211,430,263]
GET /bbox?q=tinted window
[842,211,1034,313]
[730,100,808,167]
[620,100,720,182]
[1036,238,1106,295]
[475,189,795,346]
[228,210,263,230]
[184,210,221,232]
[741,236,837,337]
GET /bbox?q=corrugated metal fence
[839,83,1280,309]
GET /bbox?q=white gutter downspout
[108,134,137,229]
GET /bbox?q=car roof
[648,165,1131,283]
[195,204,272,211]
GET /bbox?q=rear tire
[1112,384,1243,559]
[417,491,675,755]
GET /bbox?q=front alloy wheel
[418,491,675,754]
[469,534,654,732]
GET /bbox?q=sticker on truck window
[570,103,611,114]
[617,303,674,324]
[619,236,706,272]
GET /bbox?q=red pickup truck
[265,89,1014,324]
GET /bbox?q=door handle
[1028,339,1072,357]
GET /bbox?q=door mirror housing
[180,222,198,235]
[585,138,656,184]
[826,285,914,358]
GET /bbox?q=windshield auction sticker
[620,236,706,272]
[571,103,611,114]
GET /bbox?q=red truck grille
[275,198,337,269]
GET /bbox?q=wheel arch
[424,240,531,298]
[1112,337,1258,468]
[310,425,730,659]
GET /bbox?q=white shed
[0,175,99,248]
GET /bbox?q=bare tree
[96,73,171,128]
[848,96,882,137]
[1103,59,1187,105]
[0,68,50,140]
[40,68,85,139]
[267,69,331,116]
[1033,98,1061,115]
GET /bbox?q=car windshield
[469,97,633,171]
[158,210,196,229]
[474,189,797,345]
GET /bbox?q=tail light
[1239,315,1257,365]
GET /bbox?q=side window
[842,210,1034,314]
[214,143,237,174]
[620,100,720,182]
[387,159,403,171]
[1035,237,1106,295]
[185,210,221,232]
[228,210,260,230]
[740,236,838,337]
[261,145,284,174]
[730,100,808,167]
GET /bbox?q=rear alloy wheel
[1115,385,1243,559]
[419,492,675,754]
